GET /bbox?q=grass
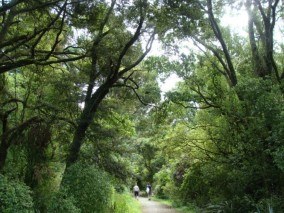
[112,192,141,213]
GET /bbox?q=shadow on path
[139,197,178,213]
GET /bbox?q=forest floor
[139,197,178,213]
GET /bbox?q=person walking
[146,183,152,200]
[133,183,140,199]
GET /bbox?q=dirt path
[139,197,178,213]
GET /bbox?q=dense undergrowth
[0,163,140,213]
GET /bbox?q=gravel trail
[139,197,178,213]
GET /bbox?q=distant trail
[139,197,178,213]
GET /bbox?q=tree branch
[0,0,24,14]
[119,31,155,77]
[206,0,237,86]
[115,15,145,76]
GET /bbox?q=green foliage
[153,167,173,199]
[1,1,284,212]
[47,189,81,213]
[180,163,210,206]
[273,146,284,172]
[2,145,28,180]
[111,192,141,213]
[61,162,113,213]
[0,175,34,213]
[159,75,284,211]
[253,197,284,213]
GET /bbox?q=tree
[66,0,155,166]
[246,0,281,79]
[156,0,283,86]
[0,0,86,74]
[143,0,284,210]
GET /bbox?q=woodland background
[0,0,284,212]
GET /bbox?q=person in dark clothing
[146,183,152,200]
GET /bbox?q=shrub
[61,162,113,213]
[153,168,172,199]
[47,189,81,213]
[0,175,34,213]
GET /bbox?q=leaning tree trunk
[0,137,9,171]
[64,1,150,168]
[66,82,112,167]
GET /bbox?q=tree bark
[206,0,237,86]
[64,2,152,168]
[246,0,280,79]
[0,137,9,170]
[246,0,265,76]
[66,82,112,167]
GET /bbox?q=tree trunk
[0,110,10,171]
[66,82,112,167]
[0,138,9,171]
[207,0,237,86]
[246,0,265,76]
[247,0,280,78]
[66,113,92,167]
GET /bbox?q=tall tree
[144,0,284,210]
[246,0,281,79]
[65,0,155,166]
